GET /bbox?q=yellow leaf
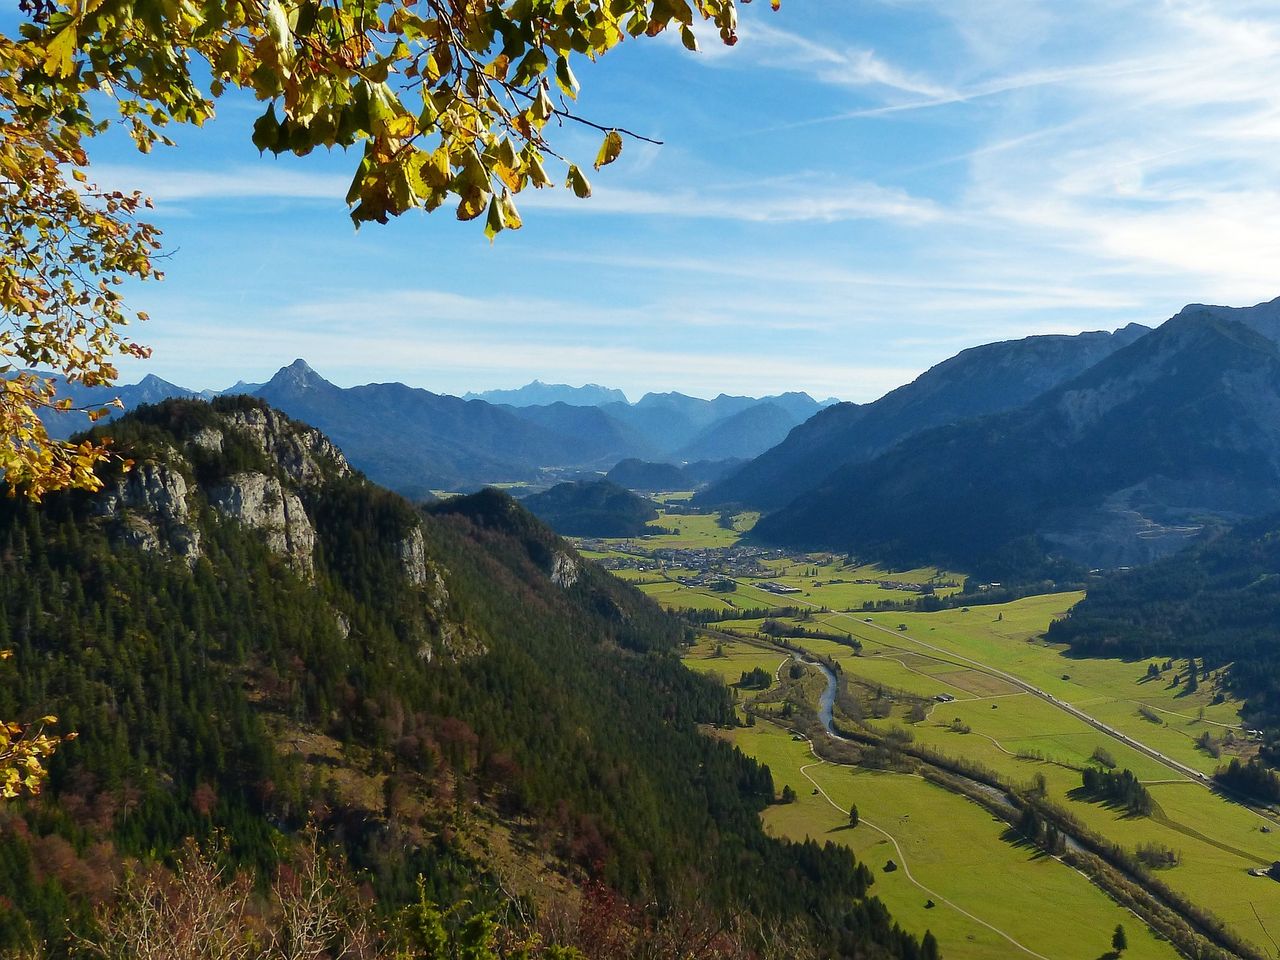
[43,24,78,78]
[594,130,623,170]
[566,164,592,199]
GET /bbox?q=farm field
[724,607,1280,949]
[806,596,1247,770]
[679,603,1280,955]
[639,509,761,549]
[704,709,1183,960]
[595,511,1280,955]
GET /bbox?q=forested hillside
[1048,513,1280,727]
[0,398,927,959]
[520,479,660,537]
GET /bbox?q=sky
[57,0,1280,401]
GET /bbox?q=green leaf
[513,47,550,86]
[499,192,523,231]
[484,195,505,241]
[293,0,318,37]
[554,57,579,97]
[264,0,296,69]
[593,130,623,170]
[457,186,490,221]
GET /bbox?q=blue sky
[72,1,1280,401]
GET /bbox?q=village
[579,538,957,596]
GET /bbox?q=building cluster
[757,581,804,595]
[849,578,937,593]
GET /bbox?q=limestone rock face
[399,526,451,606]
[550,551,579,589]
[398,526,429,585]
[95,460,201,560]
[208,472,316,575]
[221,406,351,485]
[188,428,224,454]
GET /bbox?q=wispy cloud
[520,177,942,224]
[98,160,942,226]
[729,20,955,99]
[92,163,350,202]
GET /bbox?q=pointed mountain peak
[264,359,332,393]
[129,373,193,401]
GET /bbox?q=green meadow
[594,508,1280,954]
[716,715,1181,960]
[639,509,762,549]
[698,599,1280,956]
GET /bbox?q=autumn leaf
[594,130,623,170]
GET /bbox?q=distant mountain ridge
[39,363,830,495]
[32,372,205,436]
[464,379,629,406]
[699,323,1151,510]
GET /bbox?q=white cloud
[91,163,349,203]
[92,162,940,225]
[732,21,955,99]
[521,178,942,224]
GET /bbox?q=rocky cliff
[83,395,476,659]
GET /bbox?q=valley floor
[580,507,1280,960]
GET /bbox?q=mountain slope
[675,402,800,462]
[38,372,201,438]
[252,360,585,495]
[0,397,927,959]
[605,391,830,460]
[1171,294,1280,344]
[701,324,1150,509]
[753,314,1280,574]
[1046,512,1280,725]
[503,401,661,464]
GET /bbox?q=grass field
[608,523,1280,955]
[702,599,1280,955]
[639,509,762,549]
[720,718,1182,960]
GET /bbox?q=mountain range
[751,301,1280,574]
[38,295,1280,577]
[39,364,835,498]
[463,379,630,406]
[699,323,1150,510]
